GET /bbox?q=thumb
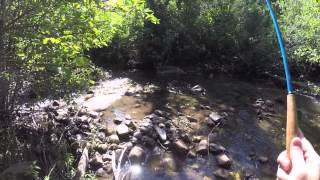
[290,137,305,169]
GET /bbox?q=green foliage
[279,0,320,64]
[3,0,158,98]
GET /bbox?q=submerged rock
[173,140,189,155]
[213,168,230,179]
[196,139,208,155]
[216,154,232,168]
[128,146,145,164]
[258,156,269,163]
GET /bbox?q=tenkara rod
[265,0,298,158]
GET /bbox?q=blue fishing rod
[265,0,298,157]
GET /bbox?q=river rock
[162,153,178,172]
[209,143,225,155]
[187,150,196,159]
[142,136,156,147]
[154,125,167,141]
[104,124,116,136]
[108,134,120,144]
[213,168,230,179]
[116,124,130,140]
[128,146,145,164]
[209,112,223,122]
[95,168,109,177]
[90,153,104,169]
[88,111,99,119]
[173,140,189,155]
[52,100,60,107]
[133,131,142,139]
[102,164,113,174]
[125,120,137,130]
[196,139,208,155]
[216,154,232,168]
[97,132,106,141]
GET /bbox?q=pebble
[155,125,167,141]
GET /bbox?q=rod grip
[286,94,298,158]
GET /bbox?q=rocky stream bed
[12,71,320,180]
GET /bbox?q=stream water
[99,71,320,180]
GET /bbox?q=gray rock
[128,146,145,164]
[154,125,167,141]
[90,153,104,168]
[108,134,120,144]
[196,139,208,155]
[133,131,142,139]
[209,112,223,122]
[142,136,155,147]
[95,168,108,177]
[209,143,225,155]
[97,132,106,141]
[52,100,60,107]
[102,164,113,174]
[88,111,99,119]
[173,140,189,155]
[116,124,130,140]
[125,120,137,130]
[102,153,112,162]
[216,154,232,168]
[96,144,108,152]
[213,168,230,179]
[187,151,196,159]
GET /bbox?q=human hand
[277,130,320,180]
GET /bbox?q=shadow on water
[100,69,320,180]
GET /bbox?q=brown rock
[196,140,208,155]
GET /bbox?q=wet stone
[213,168,230,179]
[116,124,130,140]
[187,150,196,159]
[95,168,109,177]
[102,164,113,174]
[216,154,232,168]
[196,139,208,155]
[162,153,178,172]
[181,133,191,144]
[108,134,120,144]
[142,136,156,148]
[52,100,60,107]
[209,143,225,155]
[97,132,106,141]
[155,125,167,141]
[90,153,104,169]
[113,117,122,124]
[192,136,202,143]
[128,146,145,164]
[173,140,189,156]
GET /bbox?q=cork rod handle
[286,94,298,158]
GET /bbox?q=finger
[276,167,289,180]
[297,128,304,138]
[290,137,305,168]
[277,151,291,172]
